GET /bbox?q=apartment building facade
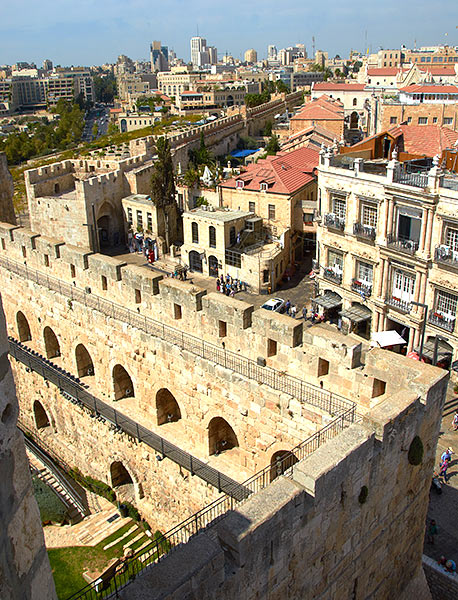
[315,149,458,367]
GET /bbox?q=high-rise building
[150,41,169,73]
[190,37,207,67]
[244,49,257,63]
[207,46,218,65]
[268,45,277,60]
[42,59,53,72]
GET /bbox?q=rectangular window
[101,275,107,290]
[444,117,453,125]
[436,290,458,317]
[249,201,255,213]
[136,210,143,229]
[127,208,133,225]
[1,239,5,250]
[267,338,277,357]
[174,303,182,319]
[407,116,412,124]
[317,358,329,377]
[392,269,415,302]
[328,250,343,273]
[446,227,458,251]
[262,269,269,283]
[147,213,153,231]
[44,254,49,267]
[218,320,227,337]
[22,246,26,258]
[268,204,276,220]
[333,197,346,219]
[390,116,397,124]
[356,261,373,283]
[70,264,76,278]
[418,117,428,125]
[432,117,438,124]
[361,204,377,228]
[135,289,141,304]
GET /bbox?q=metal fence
[0,255,353,417]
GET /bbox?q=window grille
[333,197,346,220]
[446,227,458,252]
[192,222,199,244]
[436,290,458,317]
[361,204,377,228]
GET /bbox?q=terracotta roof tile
[401,84,458,94]
[313,82,366,91]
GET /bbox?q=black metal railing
[351,279,372,297]
[393,169,428,188]
[0,256,352,417]
[428,312,456,333]
[353,222,376,241]
[62,402,355,600]
[9,339,247,500]
[434,246,458,268]
[323,268,343,285]
[324,213,345,231]
[385,296,412,313]
[386,234,419,255]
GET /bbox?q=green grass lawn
[47,521,149,599]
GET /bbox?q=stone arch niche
[43,326,60,359]
[33,400,50,430]
[208,417,239,456]
[269,450,298,483]
[110,461,133,487]
[16,311,31,342]
[112,364,134,400]
[75,343,94,378]
[156,388,182,425]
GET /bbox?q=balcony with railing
[434,245,458,269]
[324,212,345,232]
[351,279,372,297]
[393,167,428,188]
[386,233,419,255]
[323,267,343,285]
[353,222,376,241]
[428,311,456,333]
[386,295,412,313]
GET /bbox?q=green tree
[262,121,273,136]
[93,73,117,103]
[92,123,99,138]
[150,137,175,207]
[265,134,280,156]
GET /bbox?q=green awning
[312,291,342,310]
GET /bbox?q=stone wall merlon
[362,390,422,441]
[87,253,126,280]
[34,236,65,258]
[121,265,162,295]
[12,228,40,248]
[59,244,93,269]
[292,423,373,498]
[202,293,254,329]
[0,222,19,240]
[159,278,207,311]
[26,160,73,184]
[252,309,303,347]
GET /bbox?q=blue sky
[0,1,456,66]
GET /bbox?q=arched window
[192,222,199,244]
[54,183,60,194]
[209,226,216,248]
[269,450,298,482]
[110,461,133,487]
[353,98,357,106]
[208,417,239,456]
[229,227,236,245]
[156,388,182,425]
[75,344,94,378]
[43,326,60,359]
[33,400,50,430]
[112,364,134,400]
[17,311,31,342]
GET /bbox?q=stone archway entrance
[269,450,298,482]
[156,388,182,425]
[112,365,134,400]
[208,417,238,456]
[33,400,50,430]
[17,311,31,342]
[110,461,133,488]
[208,255,218,277]
[75,344,94,378]
[189,250,203,273]
[350,111,359,129]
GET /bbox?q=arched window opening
[17,311,31,342]
[75,344,94,378]
[43,326,60,359]
[209,226,216,248]
[33,400,50,430]
[110,461,133,487]
[112,364,134,400]
[156,388,182,425]
[189,250,203,273]
[191,222,199,244]
[208,417,238,456]
[269,450,298,482]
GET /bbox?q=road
[82,105,109,142]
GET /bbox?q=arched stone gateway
[208,417,238,456]
[33,400,50,430]
[269,450,298,482]
[110,461,133,488]
[75,344,94,378]
[43,326,60,359]
[156,388,182,425]
[112,364,134,400]
[16,311,31,342]
[189,250,203,273]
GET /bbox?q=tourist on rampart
[440,447,454,464]
[452,411,458,431]
[285,300,291,316]
[302,306,307,320]
[426,519,438,545]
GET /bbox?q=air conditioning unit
[257,357,266,367]
[85,286,91,294]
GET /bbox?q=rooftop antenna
[312,36,315,56]
[197,24,199,36]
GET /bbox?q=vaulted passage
[208,417,239,456]
[16,311,31,342]
[269,450,299,482]
[112,364,134,400]
[43,326,60,359]
[33,400,50,430]
[110,461,133,488]
[156,388,182,425]
[75,344,94,378]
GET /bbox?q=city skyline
[0,0,456,66]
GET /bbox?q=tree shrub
[69,467,116,503]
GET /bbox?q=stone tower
[0,293,56,600]
[0,152,16,225]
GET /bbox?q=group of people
[438,447,454,483]
[169,267,188,281]
[216,275,247,297]
[128,232,159,265]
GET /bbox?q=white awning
[371,330,407,348]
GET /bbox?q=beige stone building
[157,72,200,98]
[315,147,458,368]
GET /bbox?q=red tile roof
[313,82,366,91]
[221,146,320,195]
[367,68,402,76]
[401,84,458,94]
[394,125,458,156]
[418,66,456,75]
[291,95,344,122]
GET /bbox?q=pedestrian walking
[452,411,458,431]
[302,306,307,320]
[216,280,220,292]
[426,519,438,545]
[285,300,291,316]
[291,305,297,319]
[439,459,450,482]
[441,447,454,464]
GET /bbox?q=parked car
[261,298,285,313]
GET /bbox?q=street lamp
[410,301,428,361]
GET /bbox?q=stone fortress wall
[0,292,57,600]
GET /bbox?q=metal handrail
[0,255,353,417]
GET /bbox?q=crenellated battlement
[26,160,74,184]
